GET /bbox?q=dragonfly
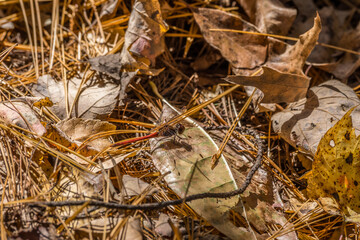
[110,84,240,148]
[111,123,185,147]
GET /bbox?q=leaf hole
[329,139,335,147]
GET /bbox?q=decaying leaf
[237,0,297,35]
[32,74,120,120]
[245,13,319,107]
[194,8,320,75]
[150,103,296,239]
[151,103,247,239]
[266,13,321,75]
[0,100,46,136]
[305,7,351,63]
[307,107,360,222]
[98,152,134,172]
[190,48,222,71]
[89,0,167,78]
[121,175,156,196]
[291,3,360,79]
[99,0,121,19]
[312,23,360,79]
[88,55,137,81]
[43,124,102,169]
[226,67,309,103]
[193,8,268,70]
[44,124,81,152]
[272,80,360,155]
[43,118,133,171]
[56,118,116,152]
[154,213,173,238]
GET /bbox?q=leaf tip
[314,11,322,30]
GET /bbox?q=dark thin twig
[28,127,264,210]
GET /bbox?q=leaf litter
[0,0,359,239]
[194,8,321,111]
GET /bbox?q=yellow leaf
[307,106,360,220]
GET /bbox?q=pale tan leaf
[121,175,157,196]
[32,74,121,119]
[0,101,46,136]
[272,80,360,155]
[151,103,297,239]
[150,103,253,239]
[154,213,173,238]
[56,118,116,152]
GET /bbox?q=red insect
[111,123,185,147]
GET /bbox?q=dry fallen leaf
[89,0,167,78]
[237,0,297,35]
[121,175,157,196]
[45,118,134,171]
[0,100,46,136]
[32,74,120,120]
[98,152,134,172]
[312,23,360,79]
[193,7,268,70]
[265,13,321,75]
[8,224,58,240]
[151,103,296,239]
[194,8,321,75]
[229,13,320,110]
[56,118,116,152]
[305,7,351,63]
[190,48,222,71]
[226,67,309,104]
[272,80,360,155]
[290,3,360,79]
[99,0,121,19]
[307,107,360,223]
[150,103,250,239]
[240,13,320,108]
[154,213,173,238]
